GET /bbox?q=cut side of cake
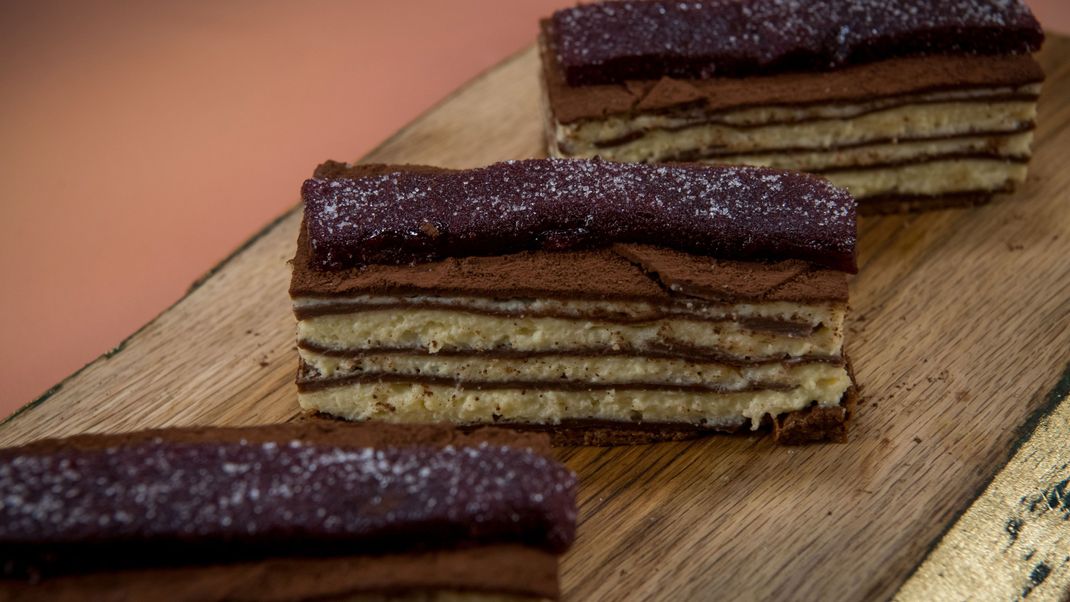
[291,159,859,445]
[540,0,1045,213]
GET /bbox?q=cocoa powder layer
[539,21,1045,124]
[7,422,551,457]
[0,544,558,602]
[291,218,849,304]
[613,245,848,302]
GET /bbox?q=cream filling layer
[297,309,845,358]
[776,158,1027,198]
[293,295,843,325]
[692,131,1032,172]
[297,372,853,429]
[556,101,1037,162]
[559,83,1042,140]
[299,349,845,388]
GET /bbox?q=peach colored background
[2,1,1067,418]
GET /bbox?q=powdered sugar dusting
[302,158,857,273]
[551,0,1043,84]
[0,440,577,575]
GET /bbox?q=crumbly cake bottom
[299,374,857,446]
[303,380,857,447]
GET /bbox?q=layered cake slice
[540,0,1045,213]
[0,422,575,601]
[291,159,859,445]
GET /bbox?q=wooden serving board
[4,38,1070,601]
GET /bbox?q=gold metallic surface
[897,392,1070,601]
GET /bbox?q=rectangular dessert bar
[540,0,1045,213]
[291,159,859,445]
[0,422,575,601]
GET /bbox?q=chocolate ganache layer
[302,159,857,273]
[0,423,575,580]
[550,0,1043,85]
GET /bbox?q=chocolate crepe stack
[0,422,576,601]
[291,158,859,445]
[540,0,1045,213]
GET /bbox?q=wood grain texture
[2,38,1070,601]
